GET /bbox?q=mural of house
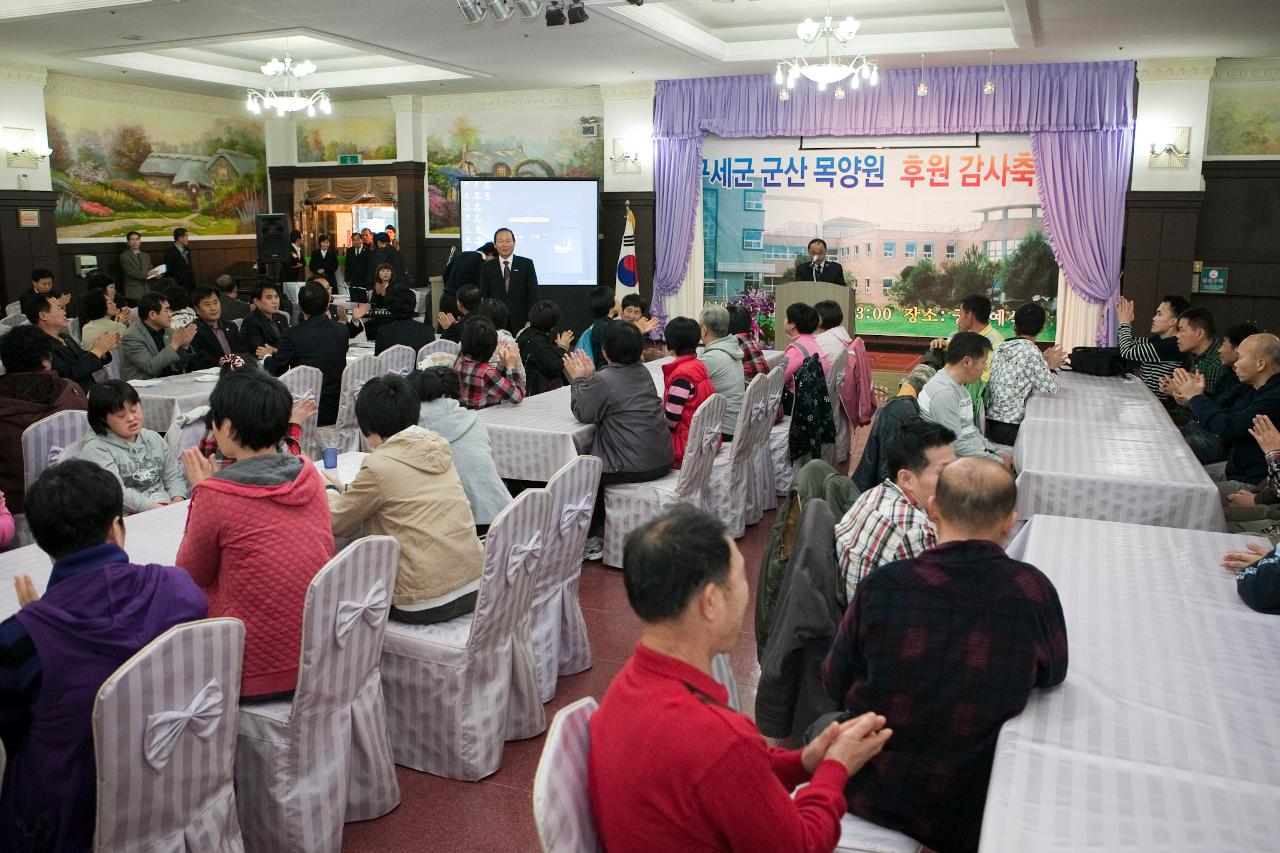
[457,144,556,178]
[139,148,259,210]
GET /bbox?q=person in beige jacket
[324,375,484,624]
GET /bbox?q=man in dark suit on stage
[442,241,496,316]
[163,227,197,295]
[795,237,846,285]
[265,281,350,426]
[478,228,537,331]
[366,231,408,287]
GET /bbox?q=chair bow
[559,496,593,534]
[505,532,543,580]
[46,446,64,465]
[334,580,389,648]
[702,428,721,449]
[143,679,224,771]
[751,400,769,423]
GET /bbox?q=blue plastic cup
[322,448,339,469]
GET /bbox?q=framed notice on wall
[17,209,39,228]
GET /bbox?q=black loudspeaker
[255,214,289,263]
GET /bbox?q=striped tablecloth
[980,515,1277,852]
[1021,369,1169,429]
[132,369,221,432]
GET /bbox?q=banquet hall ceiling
[0,0,1275,99]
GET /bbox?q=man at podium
[795,238,846,285]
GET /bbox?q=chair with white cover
[379,344,415,377]
[381,488,553,780]
[418,338,460,363]
[278,365,323,458]
[710,652,741,712]
[314,354,380,454]
[4,300,19,317]
[707,373,771,538]
[761,365,798,499]
[821,348,851,466]
[602,394,726,569]
[22,409,90,490]
[93,618,246,853]
[236,536,401,853]
[54,432,93,463]
[532,697,601,853]
[1,313,27,329]
[531,455,601,703]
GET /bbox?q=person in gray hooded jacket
[79,380,186,513]
[698,304,745,439]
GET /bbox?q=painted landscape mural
[45,92,266,238]
[296,112,397,162]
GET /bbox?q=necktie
[213,325,231,356]
[815,263,822,280]
[502,260,510,284]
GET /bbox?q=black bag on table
[1069,347,1130,377]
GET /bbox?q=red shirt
[589,643,849,853]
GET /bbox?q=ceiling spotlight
[545,0,565,25]
[458,0,486,23]
[485,0,514,21]
[567,0,588,24]
[512,0,542,16]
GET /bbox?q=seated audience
[215,274,252,322]
[729,303,771,385]
[154,278,197,329]
[1116,294,1189,399]
[813,299,875,434]
[0,460,206,851]
[22,291,117,393]
[28,268,70,308]
[240,281,290,359]
[849,365,935,493]
[266,281,351,426]
[620,293,660,336]
[984,303,1066,445]
[80,380,185,514]
[122,291,196,380]
[783,302,830,384]
[176,369,335,700]
[413,365,512,532]
[589,504,892,853]
[0,325,87,513]
[813,299,855,367]
[189,285,251,369]
[516,299,572,395]
[1167,333,1280,490]
[78,288,130,350]
[566,320,674,560]
[1161,306,1223,417]
[196,356,312,468]
[326,376,485,624]
[1219,414,1280,536]
[1221,539,1280,614]
[308,275,370,338]
[1175,320,1264,466]
[918,332,1005,464]
[474,297,527,385]
[455,316,525,409]
[835,420,955,606]
[928,295,1004,416]
[698,304,745,439]
[439,283,481,344]
[86,272,128,313]
[662,317,716,467]
[577,285,616,370]
[823,458,1068,853]
[374,286,435,355]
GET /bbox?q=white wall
[600,81,655,194]
[1131,59,1216,192]
[0,63,52,192]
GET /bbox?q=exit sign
[338,154,363,165]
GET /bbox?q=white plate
[194,375,219,383]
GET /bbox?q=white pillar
[1131,58,1216,192]
[0,63,52,192]
[389,95,424,162]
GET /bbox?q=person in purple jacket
[0,460,207,852]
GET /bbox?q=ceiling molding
[420,86,601,114]
[319,98,395,118]
[0,60,46,86]
[0,0,147,22]
[44,73,246,114]
[1136,58,1218,81]
[599,81,655,101]
[386,94,417,113]
[1002,0,1037,47]
[1214,58,1280,83]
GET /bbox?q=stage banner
[699,134,1058,341]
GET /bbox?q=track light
[458,0,486,23]
[485,0,514,21]
[545,0,565,25]
[567,0,588,24]
[512,0,542,16]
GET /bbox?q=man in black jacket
[266,282,350,426]
[163,227,197,295]
[345,232,368,293]
[22,292,116,394]
[440,283,482,344]
[443,241,496,315]
[241,281,290,359]
[189,286,252,369]
[374,287,435,355]
[366,232,407,287]
[794,238,845,285]
[478,228,537,331]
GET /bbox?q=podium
[773,281,856,350]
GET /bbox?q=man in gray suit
[122,292,196,380]
[118,231,152,304]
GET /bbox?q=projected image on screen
[460,179,599,286]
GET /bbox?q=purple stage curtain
[652,62,1135,337]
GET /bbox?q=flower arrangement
[730,289,775,343]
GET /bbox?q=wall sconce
[1148,127,1190,169]
[2,127,53,168]
[610,139,642,174]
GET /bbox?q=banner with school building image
[700,134,1058,340]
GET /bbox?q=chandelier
[246,53,332,117]
[775,11,877,101]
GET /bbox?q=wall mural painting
[1207,78,1280,157]
[45,92,266,238]
[426,105,603,233]
[296,113,397,163]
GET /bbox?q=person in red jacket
[589,504,892,853]
[176,368,335,701]
[661,317,716,468]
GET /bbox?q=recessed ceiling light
[120,34,144,41]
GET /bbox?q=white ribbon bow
[46,446,64,465]
[559,496,593,534]
[143,679,224,771]
[751,400,769,423]
[334,580,389,648]
[702,428,721,449]
[505,532,543,580]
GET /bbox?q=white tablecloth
[1021,369,1169,429]
[980,515,1278,852]
[132,369,221,432]
[0,502,191,620]
[313,451,367,485]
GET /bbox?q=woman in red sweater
[177,368,335,701]
[661,317,716,468]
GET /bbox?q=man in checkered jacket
[822,457,1068,853]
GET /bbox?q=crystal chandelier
[775,9,877,101]
[246,53,332,117]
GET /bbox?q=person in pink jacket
[177,368,335,701]
[783,302,831,385]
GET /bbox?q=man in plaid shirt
[835,420,955,606]
[455,315,525,410]
[823,458,1068,853]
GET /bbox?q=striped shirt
[664,377,696,428]
[1116,323,1181,397]
[834,479,936,605]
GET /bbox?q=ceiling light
[512,0,542,16]
[917,54,928,97]
[776,7,876,100]
[246,53,331,116]
[983,50,996,95]
[458,0,487,23]
[485,0,514,21]
[545,0,565,25]
[567,0,588,24]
